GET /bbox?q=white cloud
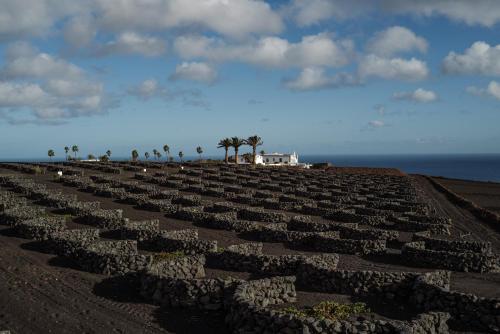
[1,42,82,80]
[94,0,283,39]
[415,136,448,145]
[170,62,217,84]
[127,78,210,108]
[0,81,108,120]
[63,15,97,48]
[393,88,438,103]
[443,41,500,76]
[366,26,428,57]
[174,33,354,69]
[0,0,83,41]
[368,120,385,128]
[3,0,500,47]
[359,54,429,81]
[284,0,500,27]
[485,81,500,99]
[0,82,48,107]
[466,81,500,100]
[381,0,500,27]
[283,67,359,91]
[95,32,166,57]
[44,79,103,97]
[0,43,110,123]
[127,79,162,100]
[284,0,368,25]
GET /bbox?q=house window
[279,158,282,162]
[266,158,269,162]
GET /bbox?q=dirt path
[0,226,228,334]
[412,175,500,252]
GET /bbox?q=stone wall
[0,206,46,226]
[237,207,290,223]
[411,273,500,332]
[140,255,240,310]
[149,229,218,255]
[16,216,66,240]
[413,232,492,254]
[120,219,160,241]
[49,228,101,257]
[210,242,339,276]
[402,241,499,273]
[226,276,450,334]
[79,209,127,229]
[297,257,450,298]
[313,234,387,255]
[74,240,152,275]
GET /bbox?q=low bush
[282,301,370,321]
[152,250,185,264]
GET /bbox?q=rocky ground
[0,164,498,333]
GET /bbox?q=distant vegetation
[48,135,264,164]
[47,149,55,161]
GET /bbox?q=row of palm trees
[49,136,263,164]
[132,145,203,163]
[47,146,112,161]
[217,135,263,165]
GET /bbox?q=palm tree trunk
[224,149,228,164]
[235,148,238,164]
[252,146,256,165]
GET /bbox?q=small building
[255,152,299,166]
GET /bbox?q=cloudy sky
[1,0,500,159]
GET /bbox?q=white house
[255,152,299,166]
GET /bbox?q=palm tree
[131,149,139,162]
[64,146,69,160]
[106,150,112,159]
[152,149,158,160]
[144,152,150,160]
[156,152,162,160]
[71,145,79,159]
[217,138,232,164]
[245,135,263,165]
[231,137,245,165]
[163,144,170,161]
[196,146,203,161]
[259,150,265,155]
[48,149,55,161]
[178,151,184,163]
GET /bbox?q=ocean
[2,154,500,183]
[300,154,500,183]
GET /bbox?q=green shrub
[33,166,45,175]
[152,250,185,264]
[62,214,73,222]
[214,246,225,253]
[282,301,370,321]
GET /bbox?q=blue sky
[1,0,500,159]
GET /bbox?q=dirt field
[434,177,500,213]
[0,164,499,333]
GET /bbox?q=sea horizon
[2,153,500,183]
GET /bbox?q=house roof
[259,152,296,157]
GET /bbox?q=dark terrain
[0,163,498,333]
